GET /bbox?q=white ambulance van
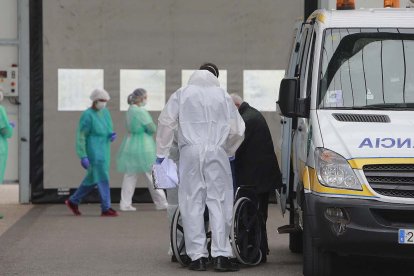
[276,6,414,276]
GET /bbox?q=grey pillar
[18,0,30,203]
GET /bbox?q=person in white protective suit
[156,63,245,272]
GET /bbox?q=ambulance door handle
[21,137,28,142]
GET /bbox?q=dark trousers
[230,159,237,195]
[257,192,270,256]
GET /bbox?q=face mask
[139,99,147,107]
[96,101,107,110]
[0,91,3,102]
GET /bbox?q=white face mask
[96,101,107,110]
[139,99,147,107]
[0,92,3,102]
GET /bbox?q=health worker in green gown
[65,88,118,217]
[117,88,167,211]
[0,91,15,219]
[0,91,14,184]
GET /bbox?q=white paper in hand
[152,158,178,189]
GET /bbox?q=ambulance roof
[309,9,414,28]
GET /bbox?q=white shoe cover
[120,205,136,211]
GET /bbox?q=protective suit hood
[188,70,220,87]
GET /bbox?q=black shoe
[214,256,240,272]
[260,254,267,263]
[188,257,207,271]
[181,255,191,266]
[171,254,191,266]
[171,255,178,263]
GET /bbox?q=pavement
[0,184,31,236]
[0,204,33,236]
[0,203,413,276]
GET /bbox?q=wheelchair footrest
[277,224,300,234]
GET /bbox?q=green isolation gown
[0,105,13,184]
[116,105,156,174]
[76,107,113,186]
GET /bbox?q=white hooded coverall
[156,70,245,261]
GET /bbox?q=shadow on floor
[334,255,414,276]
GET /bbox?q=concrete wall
[43,0,303,189]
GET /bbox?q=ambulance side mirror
[278,78,299,118]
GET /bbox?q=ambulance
[276,1,414,275]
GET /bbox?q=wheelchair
[170,185,262,266]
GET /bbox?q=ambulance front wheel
[302,200,333,276]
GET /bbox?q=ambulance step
[277,224,300,234]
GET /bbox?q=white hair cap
[90,88,110,101]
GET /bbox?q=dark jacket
[234,102,282,194]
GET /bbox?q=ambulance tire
[289,198,303,254]
[303,200,332,276]
[288,166,303,253]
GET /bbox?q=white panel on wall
[58,69,104,111]
[243,70,285,112]
[120,70,166,111]
[182,70,228,91]
[0,0,17,39]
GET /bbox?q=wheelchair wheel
[171,208,189,266]
[231,197,262,265]
[171,207,212,266]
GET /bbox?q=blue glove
[109,132,117,142]
[80,157,90,170]
[229,156,235,162]
[9,122,15,128]
[155,157,164,164]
